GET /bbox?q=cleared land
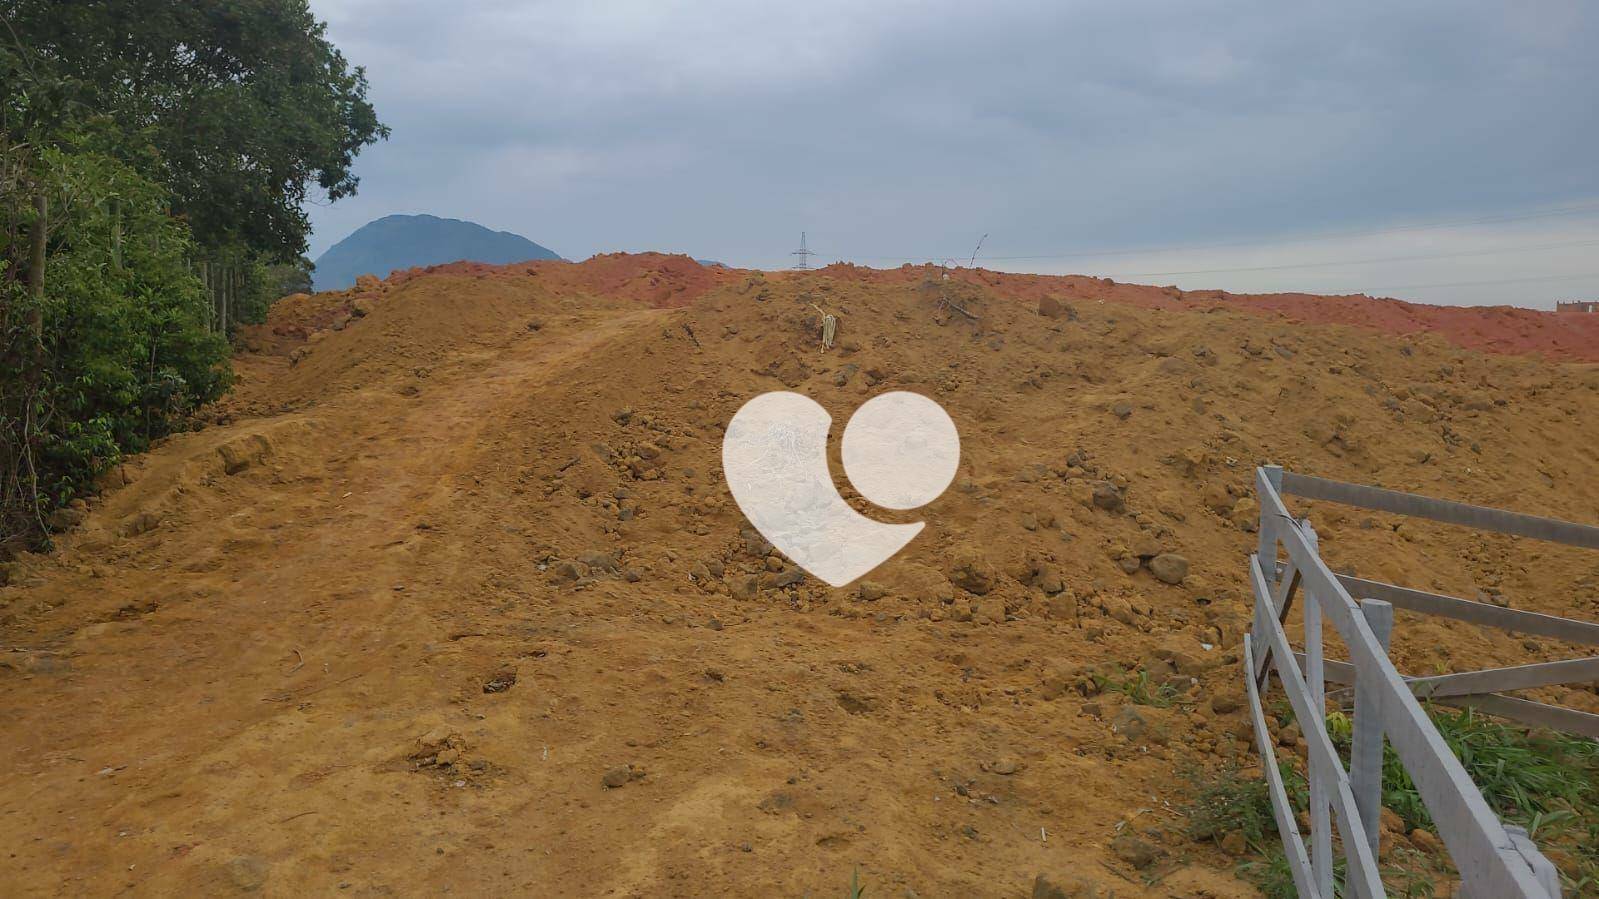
[3,255,1596,895]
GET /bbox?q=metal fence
[1244,465,1599,898]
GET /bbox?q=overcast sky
[304,0,1599,308]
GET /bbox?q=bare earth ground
[2,257,1597,896]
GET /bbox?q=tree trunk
[200,260,213,331]
[110,198,122,271]
[26,191,46,338]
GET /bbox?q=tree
[3,0,388,259]
[0,1,383,550]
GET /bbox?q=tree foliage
[0,1,384,551]
[5,0,388,258]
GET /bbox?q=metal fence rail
[1244,465,1596,898]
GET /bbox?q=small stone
[1111,401,1133,420]
[1037,296,1075,320]
[1220,830,1248,856]
[1209,694,1242,715]
[1112,706,1148,741]
[990,755,1021,775]
[1044,591,1077,620]
[1033,563,1065,595]
[1148,553,1189,585]
[577,550,620,573]
[1102,596,1137,625]
[730,574,759,600]
[1131,535,1163,559]
[972,596,1006,625]
[857,580,888,601]
[1090,481,1125,514]
[602,767,631,789]
[1229,497,1260,532]
[225,855,270,892]
[948,549,998,595]
[1110,832,1163,869]
[766,568,804,588]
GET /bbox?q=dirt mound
[813,262,1599,362]
[3,256,1597,895]
[382,250,737,308]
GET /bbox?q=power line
[806,200,1599,265]
[1107,237,1599,279]
[1364,271,1599,292]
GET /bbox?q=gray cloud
[306,0,1599,307]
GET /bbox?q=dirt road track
[6,258,1597,896]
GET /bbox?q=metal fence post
[1353,598,1394,861]
[1259,465,1283,592]
[1303,521,1333,898]
[1253,470,1275,666]
[1505,825,1562,898]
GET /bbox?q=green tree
[3,0,388,259]
[0,1,383,550]
[2,138,230,547]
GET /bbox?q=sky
[304,0,1599,309]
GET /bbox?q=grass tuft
[1094,667,1182,708]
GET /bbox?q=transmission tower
[791,232,815,270]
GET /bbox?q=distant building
[1556,300,1598,313]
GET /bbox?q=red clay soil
[840,263,1599,363]
[314,253,1599,362]
[386,252,739,308]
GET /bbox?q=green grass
[1240,848,1438,899]
[1328,706,1598,832]
[1189,704,1599,894]
[1239,849,1347,899]
[1183,760,1305,853]
[1094,666,1183,708]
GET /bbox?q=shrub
[2,141,230,545]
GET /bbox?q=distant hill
[312,214,561,290]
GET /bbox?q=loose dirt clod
[2,254,1595,896]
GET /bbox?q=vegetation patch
[1185,706,1599,896]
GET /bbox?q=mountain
[312,213,561,290]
